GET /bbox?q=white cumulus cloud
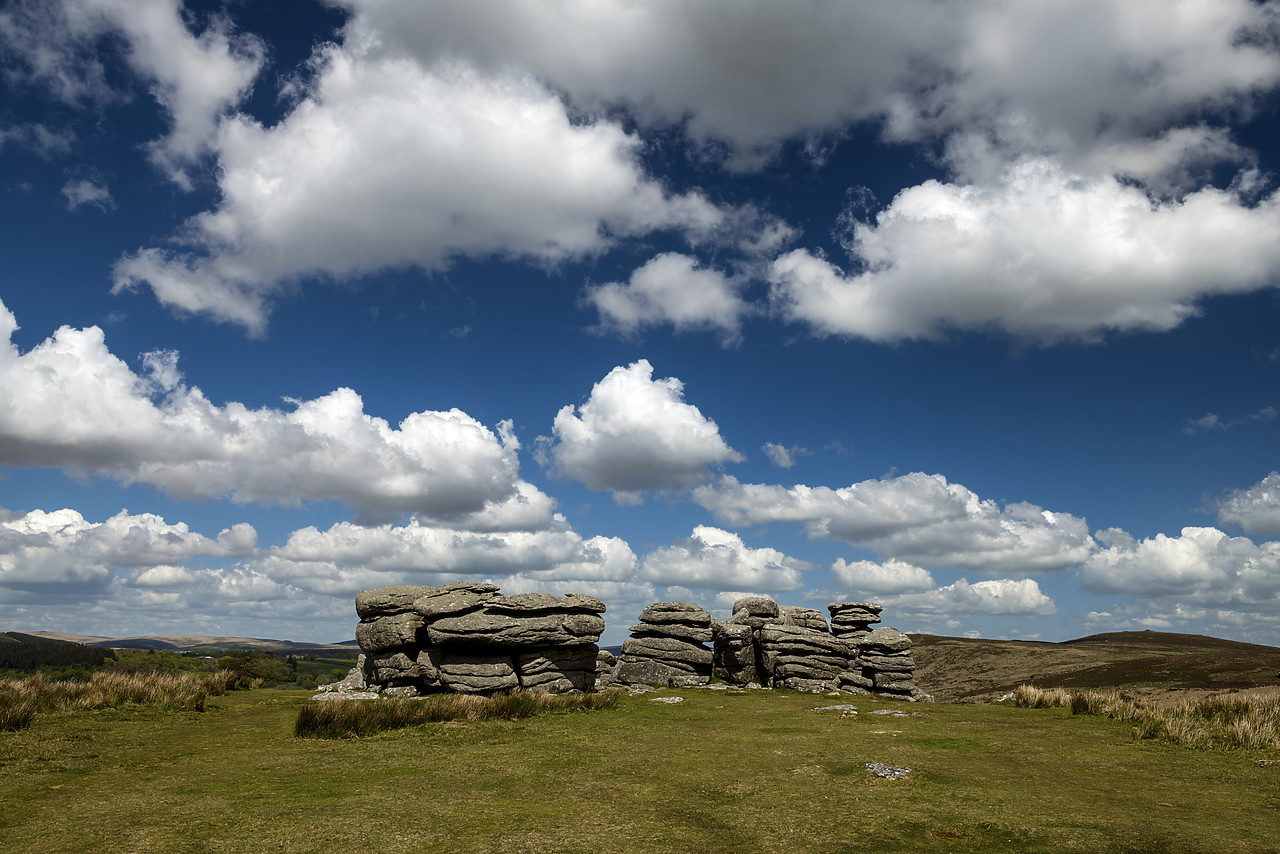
[1217,473,1280,536]
[1084,526,1280,610]
[639,525,813,593]
[770,159,1280,343]
[832,558,935,596]
[585,253,748,343]
[694,473,1095,574]
[538,360,744,503]
[0,299,527,520]
[112,46,723,332]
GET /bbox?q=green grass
[1013,684,1280,750]
[294,689,623,738]
[2,687,1279,853]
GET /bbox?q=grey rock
[863,627,912,652]
[837,670,875,691]
[515,645,598,693]
[780,605,830,632]
[637,602,712,627]
[780,677,835,693]
[365,648,421,684]
[356,585,440,619]
[413,583,500,620]
[433,651,519,694]
[425,611,605,647]
[712,621,757,685]
[620,636,713,668]
[857,652,916,670]
[628,622,714,644]
[757,624,852,658]
[486,592,605,615]
[731,596,780,618]
[611,657,710,688]
[866,762,911,780]
[381,685,422,698]
[355,611,425,653]
[309,691,380,701]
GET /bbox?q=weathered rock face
[608,602,714,688]
[349,583,604,696]
[827,602,882,642]
[708,597,925,700]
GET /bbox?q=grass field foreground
[2,686,1279,853]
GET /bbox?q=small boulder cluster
[606,603,715,688]
[609,596,927,701]
[326,582,605,696]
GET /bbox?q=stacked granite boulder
[608,603,714,688]
[854,627,918,700]
[348,582,605,695]
[827,601,882,643]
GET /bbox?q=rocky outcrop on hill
[330,583,926,701]
[607,603,714,688]
[338,582,604,695]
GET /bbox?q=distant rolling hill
[911,629,1280,702]
[2,631,358,655]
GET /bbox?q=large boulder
[712,621,757,685]
[780,606,830,633]
[425,610,605,647]
[515,645,599,693]
[637,602,712,627]
[355,611,425,653]
[413,582,501,620]
[355,585,439,619]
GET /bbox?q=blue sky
[2,0,1279,646]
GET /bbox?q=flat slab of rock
[413,583,500,620]
[866,762,911,780]
[621,636,713,667]
[637,602,712,627]
[781,605,830,632]
[356,611,425,653]
[628,622,713,644]
[486,592,605,615]
[862,627,912,652]
[356,585,440,619]
[610,657,710,688]
[426,611,604,647]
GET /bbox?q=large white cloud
[0,0,264,187]
[0,507,255,590]
[539,360,744,503]
[1083,526,1280,611]
[0,300,528,520]
[1216,472,1280,537]
[333,1,1280,167]
[112,44,723,332]
[832,558,935,596]
[694,473,1095,573]
[256,515,637,597]
[770,159,1280,343]
[887,578,1058,619]
[638,525,812,593]
[585,253,749,343]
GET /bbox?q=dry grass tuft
[295,689,624,738]
[1013,684,1280,750]
[0,668,248,729]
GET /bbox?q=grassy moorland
[912,630,1280,702]
[2,684,1278,853]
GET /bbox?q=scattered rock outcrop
[608,603,714,688]
[335,582,605,696]
[331,583,926,701]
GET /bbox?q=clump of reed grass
[295,689,624,739]
[0,668,250,730]
[1012,684,1072,708]
[1014,684,1280,750]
